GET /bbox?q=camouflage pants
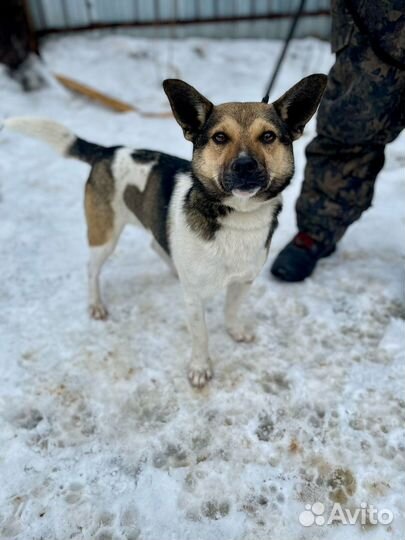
[296,1,405,247]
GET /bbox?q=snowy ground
[0,34,404,540]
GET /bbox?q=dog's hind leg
[87,235,122,319]
[85,181,123,320]
[225,282,255,343]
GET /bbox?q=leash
[262,0,307,103]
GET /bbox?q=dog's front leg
[183,291,213,388]
[225,282,256,343]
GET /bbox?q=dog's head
[163,75,327,202]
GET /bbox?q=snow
[0,34,404,540]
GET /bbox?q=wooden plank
[54,73,173,117]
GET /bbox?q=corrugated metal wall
[28,0,331,40]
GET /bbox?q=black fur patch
[265,200,283,249]
[273,74,327,141]
[131,149,162,163]
[261,172,294,200]
[124,151,190,254]
[184,175,233,241]
[69,137,120,165]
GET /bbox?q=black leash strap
[345,0,405,71]
[262,0,307,103]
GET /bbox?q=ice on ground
[0,34,404,540]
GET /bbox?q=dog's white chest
[169,175,279,298]
[212,224,268,283]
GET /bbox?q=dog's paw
[227,323,256,343]
[89,303,108,320]
[188,363,213,388]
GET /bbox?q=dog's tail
[2,117,108,165]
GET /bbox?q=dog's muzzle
[222,156,268,198]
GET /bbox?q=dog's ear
[163,79,213,141]
[273,74,327,140]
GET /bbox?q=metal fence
[27,0,331,40]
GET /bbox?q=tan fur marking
[194,117,242,188]
[264,137,294,180]
[246,118,293,180]
[208,116,241,140]
[84,161,115,246]
[248,118,278,139]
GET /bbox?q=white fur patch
[3,117,75,155]
[112,148,156,193]
[232,187,260,199]
[110,147,157,230]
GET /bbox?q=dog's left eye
[260,131,276,144]
[212,132,228,144]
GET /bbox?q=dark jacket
[332,0,405,66]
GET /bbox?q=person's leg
[272,7,405,281]
[296,34,404,247]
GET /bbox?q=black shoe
[271,232,336,282]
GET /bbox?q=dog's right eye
[212,132,228,144]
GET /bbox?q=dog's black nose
[231,156,258,175]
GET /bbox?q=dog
[4,74,327,387]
